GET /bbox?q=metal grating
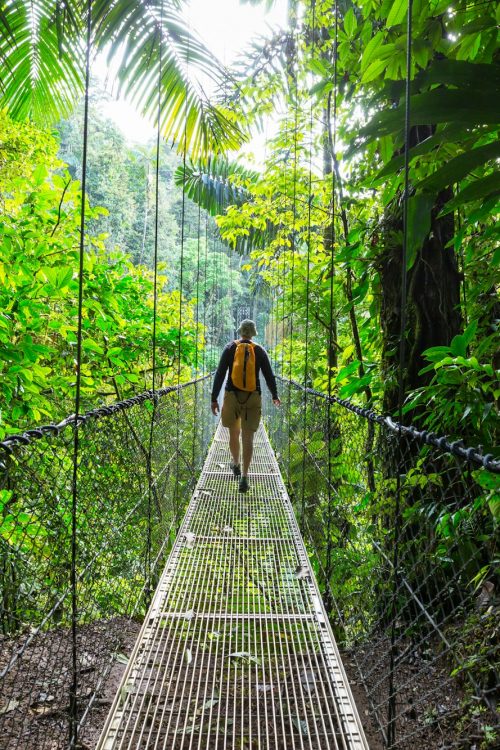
[96,423,369,749]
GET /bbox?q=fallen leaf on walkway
[0,699,19,715]
[119,683,132,705]
[294,565,309,579]
[257,683,274,693]
[228,652,260,665]
[291,714,309,736]
[185,532,196,548]
[175,721,200,735]
[300,669,316,692]
[196,697,218,715]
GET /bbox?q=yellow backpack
[231,341,256,392]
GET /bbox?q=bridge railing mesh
[0,375,214,750]
[264,377,499,750]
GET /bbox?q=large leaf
[0,1,246,157]
[174,156,279,253]
[0,0,84,124]
[385,59,500,101]
[407,192,434,269]
[417,140,500,193]
[440,172,500,214]
[372,123,497,181]
[386,0,408,28]
[353,60,500,158]
[174,156,259,215]
[359,89,500,144]
[93,0,246,158]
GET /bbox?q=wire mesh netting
[97,422,368,750]
[264,377,499,750]
[0,376,214,750]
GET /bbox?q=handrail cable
[174,26,191,530]
[0,375,212,456]
[277,375,500,473]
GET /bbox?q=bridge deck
[97,423,368,749]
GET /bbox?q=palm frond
[174,155,258,214]
[0,0,84,124]
[175,156,278,253]
[0,0,246,157]
[93,0,246,158]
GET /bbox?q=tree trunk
[322,110,338,373]
[378,187,462,418]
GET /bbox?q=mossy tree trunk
[378,187,462,418]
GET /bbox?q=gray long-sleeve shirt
[211,339,279,402]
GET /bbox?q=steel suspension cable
[202,214,209,377]
[280,141,288,380]
[145,0,165,606]
[286,20,300,489]
[272,261,278,371]
[388,1,414,745]
[300,0,316,533]
[175,79,189,529]
[325,0,339,602]
[69,1,92,744]
[192,192,203,469]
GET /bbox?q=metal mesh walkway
[97,423,368,749]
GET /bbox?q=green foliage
[192,0,499,449]
[0,112,201,439]
[0,1,245,157]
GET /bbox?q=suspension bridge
[0,0,498,747]
[0,376,498,749]
[96,421,367,749]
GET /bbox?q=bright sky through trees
[99,0,288,146]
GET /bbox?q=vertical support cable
[174,29,190,531]
[325,0,339,611]
[192,194,202,471]
[272,266,278,371]
[69,1,92,745]
[300,0,316,533]
[388,1,413,745]
[145,0,165,604]
[279,141,288,381]
[202,214,209,377]
[286,16,299,491]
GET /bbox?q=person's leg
[229,421,241,467]
[241,427,254,477]
[222,392,241,470]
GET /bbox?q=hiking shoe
[230,462,241,478]
[239,476,249,493]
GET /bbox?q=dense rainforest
[0,98,258,436]
[0,0,498,447]
[0,0,498,748]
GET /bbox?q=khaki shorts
[221,390,262,432]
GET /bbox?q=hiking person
[211,319,281,492]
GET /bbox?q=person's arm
[211,345,231,414]
[259,348,280,403]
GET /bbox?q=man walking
[211,320,280,492]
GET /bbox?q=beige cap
[238,319,257,337]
